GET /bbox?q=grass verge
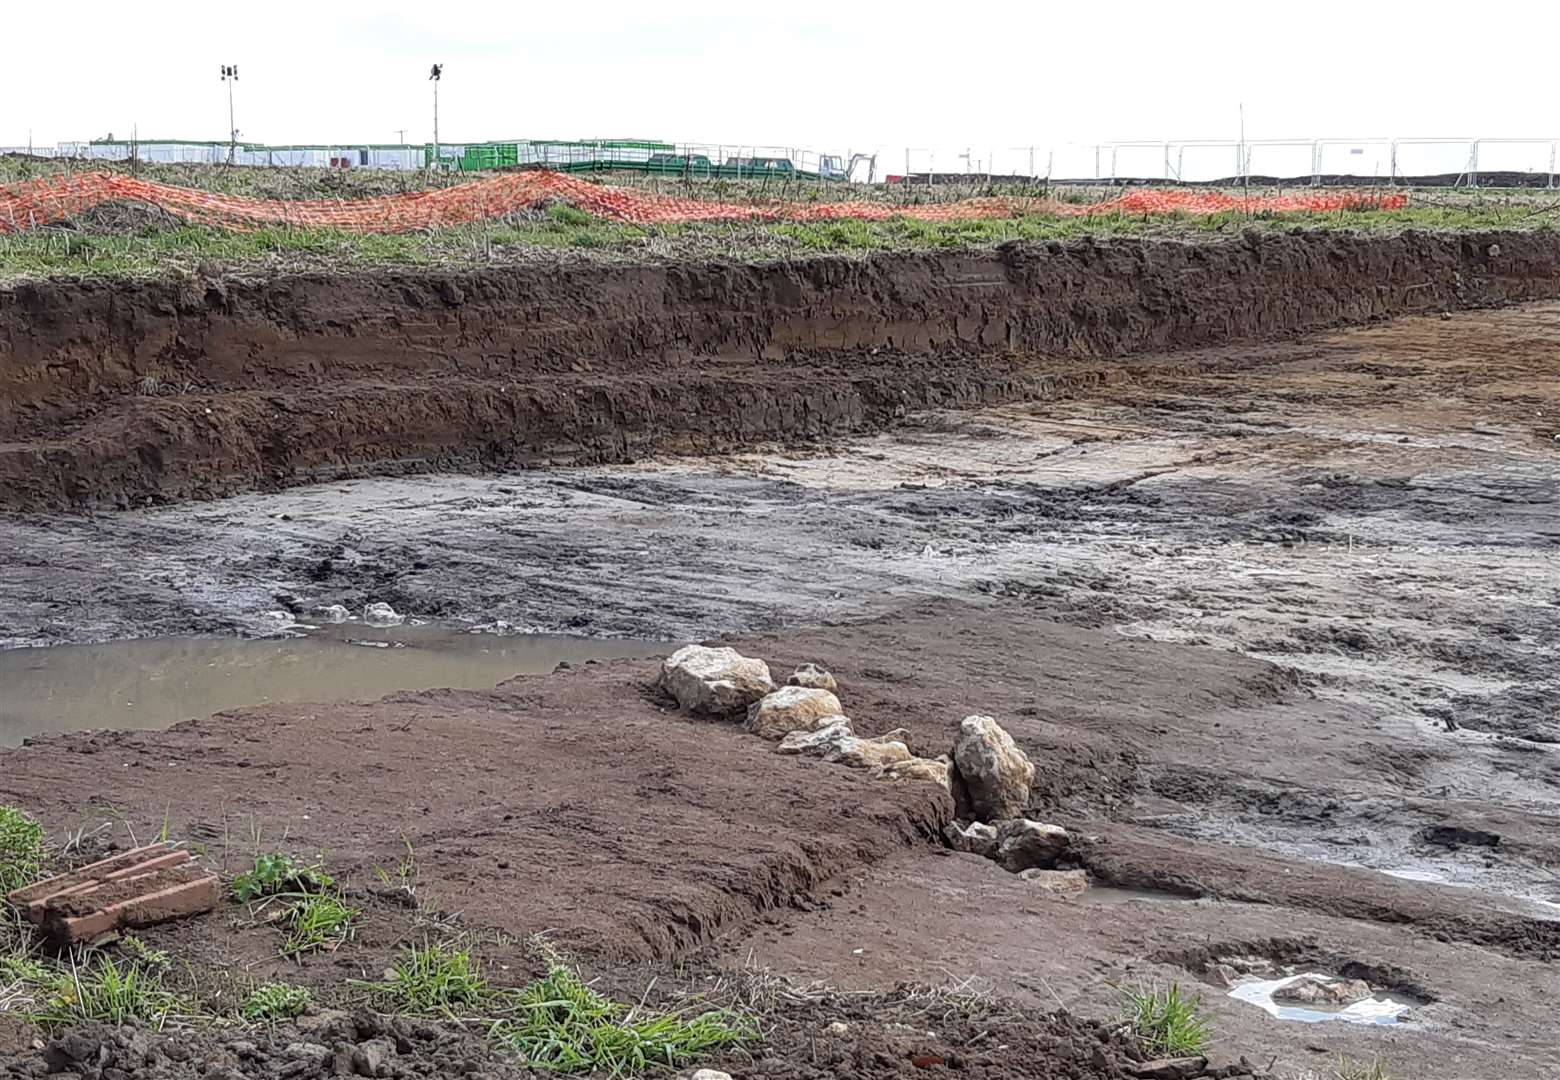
[1,199,1556,283]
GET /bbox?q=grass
[1114,981,1213,1057]
[0,806,46,893]
[1331,1058,1398,1080]
[280,894,358,957]
[355,941,754,1074]
[30,953,194,1029]
[241,981,313,1020]
[497,963,753,1075]
[369,940,490,1017]
[2,192,1558,283]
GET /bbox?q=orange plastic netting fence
[0,170,1408,234]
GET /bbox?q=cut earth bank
[0,242,1557,1079]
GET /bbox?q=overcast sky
[7,0,1557,175]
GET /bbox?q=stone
[362,602,404,627]
[282,1043,330,1063]
[823,1021,850,1037]
[950,715,1034,820]
[688,1071,735,1080]
[993,819,1071,873]
[316,604,350,624]
[745,686,845,740]
[1129,1057,1208,1080]
[659,645,775,716]
[776,719,853,755]
[822,734,914,770]
[944,821,998,858]
[788,663,838,692]
[351,1038,395,1077]
[875,756,952,789]
[1271,974,1373,1006]
[1018,868,1089,897]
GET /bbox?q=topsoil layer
[2,230,1557,509]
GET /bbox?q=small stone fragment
[745,686,845,740]
[687,1071,735,1080]
[823,1021,850,1037]
[659,645,775,716]
[944,821,998,858]
[822,734,913,769]
[951,715,1034,820]
[316,604,350,624]
[875,756,952,789]
[992,818,1071,873]
[1018,868,1089,897]
[788,663,838,692]
[362,602,404,627]
[1271,974,1373,1006]
[776,719,853,755]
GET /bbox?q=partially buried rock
[745,686,845,740]
[316,604,350,624]
[362,602,404,627]
[951,715,1034,820]
[1271,974,1373,1006]
[822,734,913,770]
[875,756,952,789]
[993,818,1071,873]
[1129,1058,1208,1080]
[776,719,853,755]
[944,820,999,858]
[659,645,775,717]
[1018,868,1089,898]
[788,663,839,692]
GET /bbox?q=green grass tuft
[497,963,754,1075]
[371,941,489,1016]
[232,852,335,901]
[1114,981,1213,1056]
[280,894,358,957]
[242,981,313,1020]
[0,806,46,893]
[31,953,193,1028]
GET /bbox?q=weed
[33,953,192,1029]
[1114,981,1212,1057]
[546,203,596,228]
[368,940,488,1017]
[281,894,358,957]
[0,806,45,893]
[374,835,419,896]
[241,981,313,1020]
[233,852,335,901]
[1332,1058,1398,1080]
[498,963,754,1075]
[118,935,172,973]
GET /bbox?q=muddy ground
[1,300,1557,1077]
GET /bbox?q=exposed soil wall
[2,229,1556,509]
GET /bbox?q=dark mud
[4,230,1560,509]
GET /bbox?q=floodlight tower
[429,64,443,169]
[220,65,239,165]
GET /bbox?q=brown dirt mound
[3,230,1558,510]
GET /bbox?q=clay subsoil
[1,240,1559,1078]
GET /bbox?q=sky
[5,0,1558,177]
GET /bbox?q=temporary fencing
[0,170,1409,235]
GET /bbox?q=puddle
[0,627,658,746]
[1080,886,1199,906]
[1228,972,1419,1026]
